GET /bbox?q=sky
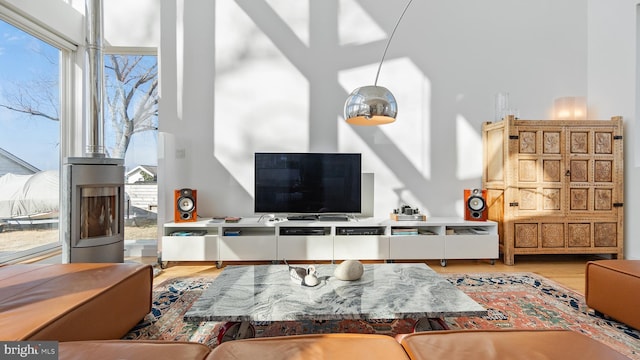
[0,20,157,172]
[0,20,61,171]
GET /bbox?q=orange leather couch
[0,262,152,341]
[58,334,406,360]
[208,333,409,360]
[585,260,640,330]
[204,330,629,360]
[3,263,629,359]
[59,340,214,360]
[396,329,629,360]
[57,330,630,360]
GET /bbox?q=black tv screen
[254,153,362,214]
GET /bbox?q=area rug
[123,272,640,358]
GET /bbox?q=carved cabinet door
[509,126,565,217]
[566,127,621,248]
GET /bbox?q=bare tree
[0,54,158,159]
[104,55,158,158]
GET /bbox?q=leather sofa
[209,330,629,360]
[59,340,214,360]
[1,263,629,359]
[0,262,152,341]
[58,330,628,360]
[395,329,629,360]
[585,260,640,330]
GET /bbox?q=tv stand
[160,217,498,268]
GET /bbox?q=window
[0,19,63,262]
[103,54,159,242]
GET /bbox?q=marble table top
[184,263,486,322]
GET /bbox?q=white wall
[587,0,640,260]
[103,0,160,50]
[158,0,589,224]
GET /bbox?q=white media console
[160,217,498,268]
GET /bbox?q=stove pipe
[85,0,105,157]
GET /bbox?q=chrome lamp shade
[344,85,398,125]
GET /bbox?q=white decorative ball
[334,260,364,281]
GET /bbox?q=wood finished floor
[145,254,604,295]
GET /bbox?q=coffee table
[184,263,486,341]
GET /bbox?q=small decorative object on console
[390,205,426,221]
[334,260,364,281]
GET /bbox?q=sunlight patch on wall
[338,116,422,216]
[339,57,431,178]
[265,0,309,46]
[338,0,386,46]
[339,58,432,216]
[214,1,309,195]
[456,114,482,180]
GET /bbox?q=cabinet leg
[216,261,223,269]
[440,259,447,267]
[504,253,515,266]
[490,259,495,265]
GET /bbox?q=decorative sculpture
[334,260,364,281]
[284,260,320,287]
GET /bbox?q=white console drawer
[220,235,277,261]
[161,235,218,261]
[333,235,389,260]
[445,234,498,259]
[277,235,333,260]
[389,235,444,259]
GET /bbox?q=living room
[2,0,638,258]
[1,0,639,358]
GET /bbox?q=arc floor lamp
[344,0,414,126]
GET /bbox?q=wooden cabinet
[482,115,624,265]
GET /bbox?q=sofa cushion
[396,329,629,360]
[209,333,410,360]
[585,260,640,330]
[0,263,152,341]
[59,340,212,360]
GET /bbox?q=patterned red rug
[124,272,639,359]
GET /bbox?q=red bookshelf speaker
[174,188,197,222]
[464,189,487,221]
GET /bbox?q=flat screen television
[254,152,362,214]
